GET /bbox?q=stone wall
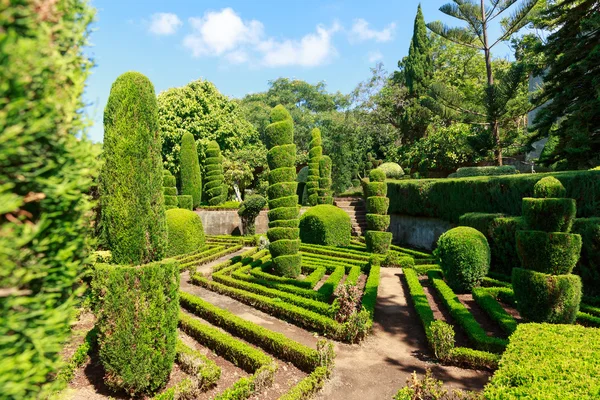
[196,208,307,236]
[389,214,455,251]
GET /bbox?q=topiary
[533,176,567,198]
[266,105,301,277]
[522,198,576,232]
[163,169,178,210]
[166,208,205,257]
[238,194,267,236]
[100,71,167,265]
[435,227,490,293]
[297,166,309,205]
[306,128,322,206]
[365,168,392,253]
[318,155,333,205]
[204,141,225,206]
[177,195,193,210]
[376,162,405,179]
[299,205,351,247]
[1,2,96,396]
[180,132,202,208]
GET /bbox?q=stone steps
[335,197,367,237]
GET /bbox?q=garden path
[180,265,492,399]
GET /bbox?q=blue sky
[85,1,514,142]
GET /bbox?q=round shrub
[166,208,205,257]
[436,227,490,293]
[238,194,266,236]
[533,176,567,198]
[366,214,391,231]
[522,198,576,232]
[299,205,351,247]
[177,195,193,210]
[367,197,389,215]
[307,128,322,206]
[376,162,404,179]
[516,231,582,275]
[369,168,386,182]
[266,105,301,277]
[204,141,225,206]
[512,268,581,323]
[180,132,202,208]
[100,72,167,265]
[365,231,392,254]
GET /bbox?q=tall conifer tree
[405,4,432,98]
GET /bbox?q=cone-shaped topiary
[163,169,178,210]
[318,155,333,205]
[100,72,167,265]
[306,128,322,206]
[365,169,392,253]
[513,177,582,323]
[204,141,225,206]
[180,132,202,208]
[266,105,301,277]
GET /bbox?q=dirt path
[195,246,254,275]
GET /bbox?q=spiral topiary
[318,155,333,205]
[365,169,392,253]
[265,105,301,277]
[204,141,225,206]
[513,177,582,323]
[180,132,202,208]
[163,169,178,210]
[306,128,322,206]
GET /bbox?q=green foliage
[430,321,455,362]
[572,218,600,297]
[516,231,582,274]
[512,268,582,323]
[453,166,518,178]
[485,323,600,399]
[0,0,96,396]
[180,132,202,208]
[205,141,226,205]
[158,79,259,174]
[100,72,167,264]
[93,260,179,395]
[367,196,389,215]
[436,227,490,292]
[307,128,322,206]
[365,231,393,254]
[175,339,221,390]
[166,208,205,257]
[177,195,193,210]
[387,171,600,222]
[266,106,301,277]
[530,0,600,169]
[299,205,351,247]
[522,198,576,232]
[376,162,404,179]
[404,4,432,98]
[533,176,567,198]
[394,369,481,400]
[318,155,333,204]
[472,288,517,335]
[458,213,504,236]
[366,214,391,231]
[239,195,267,236]
[369,168,386,182]
[279,367,330,400]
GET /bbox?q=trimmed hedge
[317,265,346,299]
[484,323,600,399]
[280,366,329,400]
[317,155,333,205]
[307,128,322,206]
[175,339,220,390]
[205,141,225,205]
[299,205,351,247]
[180,132,202,207]
[453,165,518,178]
[512,268,582,323]
[361,264,380,318]
[522,197,576,232]
[177,195,193,210]
[365,169,391,254]
[166,208,205,257]
[516,230,582,274]
[573,218,600,296]
[93,260,179,395]
[266,105,301,278]
[55,328,97,387]
[436,227,490,293]
[471,288,517,335]
[387,170,600,222]
[100,71,167,265]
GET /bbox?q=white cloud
[149,13,182,35]
[182,8,340,68]
[350,19,395,43]
[368,51,383,63]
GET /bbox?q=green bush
[299,205,351,247]
[365,231,393,254]
[430,321,455,361]
[307,128,322,206]
[435,227,490,293]
[205,141,225,206]
[387,170,600,222]
[93,260,179,395]
[376,162,404,179]
[533,176,567,198]
[266,106,300,277]
[572,218,600,296]
[366,214,390,231]
[318,155,333,205]
[458,212,504,237]
[484,323,600,399]
[512,268,581,323]
[163,174,176,188]
[163,186,177,196]
[177,195,193,210]
[0,1,97,396]
[166,208,206,257]
[516,231,582,274]
[180,132,202,208]
[366,197,389,215]
[522,197,576,232]
[239,194,267,236]
[472,288,517,335]
[454,165,518,178]
[365,182,387,197]
[100,72,167,265]
[369,168,386,182]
